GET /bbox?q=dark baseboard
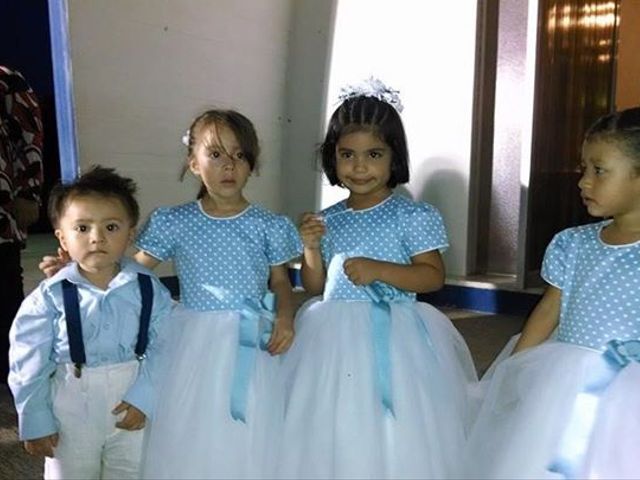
[419,285,541,316]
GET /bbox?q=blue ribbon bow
[603,338,640,368]
[229,292,276,423]
[548,339,640,478]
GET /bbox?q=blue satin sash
[364,283,395,416]
[229,292,276,422]
[548,339,640,478]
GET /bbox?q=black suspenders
[135,274,153,359]
[61,273,154,378]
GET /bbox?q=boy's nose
[90,229,106,243]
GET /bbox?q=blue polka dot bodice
[542,220,640,350]
[320,194,448,301]
[136,202,302,311]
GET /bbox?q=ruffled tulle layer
[579,361,640,479]
[464,340,640,479]
[142,306,283,480]
[278,299,477,479]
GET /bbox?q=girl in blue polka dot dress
[278,81,477,479]
[134,110,302,479]
[463,107,640,479]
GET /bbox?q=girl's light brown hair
[180,110,260,198]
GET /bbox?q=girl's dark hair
[180,109,260,198]
[320,95,410,188]
[584,106,640,170]
[48,165,139,228]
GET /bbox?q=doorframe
[47,0,78,183]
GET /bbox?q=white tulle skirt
[141,306,283,480]
[278,298,478,479]
[579,361,640,479]
[463,339,640,479]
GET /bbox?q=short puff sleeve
[136,208,176,261]
[400,202,449,256]
[541,228,575,290]
[265,214,302,265]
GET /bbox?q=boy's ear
[54,229,67,251]
[127,227,136,245]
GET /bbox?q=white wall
[66,0,478,278]
[321,0,478,276]
[68,0,293,273]
[281,0,336,219]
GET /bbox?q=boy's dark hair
[585,106,640,171]
[180,109,260,198]
[48,166,139,228]
[320,95,410,188]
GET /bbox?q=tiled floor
[20,233,527,376]
[1,234,527,479]
[2,235,58,478]
[0,308,524,479]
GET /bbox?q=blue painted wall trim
[160,271,541,316]
[48,0,79,182]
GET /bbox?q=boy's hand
[267,316,295,355]
[24,433,59,458]
[39,248,71,278]
[112,401,146,430]
[299,213,325,250]
[343,257,381,286]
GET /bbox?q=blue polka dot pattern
[542,220,640,350]
[320,194,448,301]
[136,202,302,311]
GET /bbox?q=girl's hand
[112,401,146,430]
[299,213,325,250]
[24,433,59,458]
[267,316,295,355]
[38,247,71,278]
[343,257,381,286]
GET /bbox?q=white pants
[44,361,144,480]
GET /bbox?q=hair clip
[338,77,404,113]
[181,129,190,147]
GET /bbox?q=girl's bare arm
[512,286,561,354]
